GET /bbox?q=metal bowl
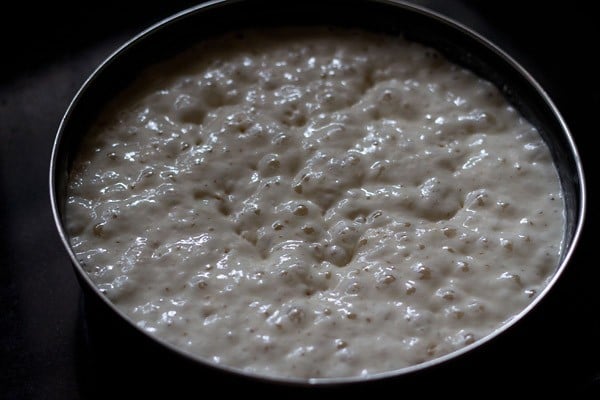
[50,0,586,388]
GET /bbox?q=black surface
[1,1,598,398]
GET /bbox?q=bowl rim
[49,0,587,385]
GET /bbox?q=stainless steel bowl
[50,0,586,388]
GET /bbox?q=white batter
[65,27,565,379]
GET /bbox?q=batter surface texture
[66,27,565,379]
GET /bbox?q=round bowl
[50,0,586,388]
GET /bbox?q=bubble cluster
[66,27,565,380]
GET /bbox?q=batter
[65,27,565,379]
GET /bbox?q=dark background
[1,1,598,398]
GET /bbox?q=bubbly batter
[65,27,565,379]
